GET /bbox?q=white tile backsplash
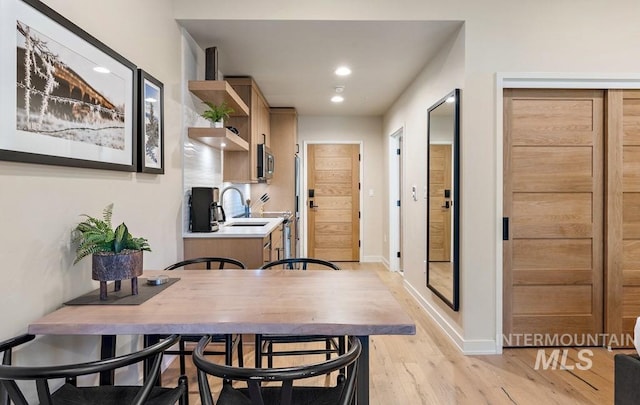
[181,32,250,232]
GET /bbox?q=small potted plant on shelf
[72,203,151,300]
[201,101,234,128]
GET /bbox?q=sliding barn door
[606,90,640,346]
[503,89,604,346]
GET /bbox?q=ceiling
[178,20,462,116]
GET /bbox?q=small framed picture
[137,69,164,174]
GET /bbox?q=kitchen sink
[225,222,268,227]
[233,211,292,220]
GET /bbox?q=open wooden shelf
[187,127,249,151]
[188,80,249,116]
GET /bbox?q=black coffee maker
[190,187,219,232]
[211,187,226,223]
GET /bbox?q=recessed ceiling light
[335,66,351,76]
[446,96,455,103]
[220,142,227,148]
[331,95,344,103]
[93,66,110,74]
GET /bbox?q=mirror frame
[426,88,460,311]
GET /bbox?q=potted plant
[73,204,151,300]
[201,101,234,128]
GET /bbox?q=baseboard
[462,339,498,355]
[381,257,390,270]
[403,280,498,355]
[361,255,383,263]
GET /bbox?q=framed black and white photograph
[0,0,137,171]
[138,70,164,174]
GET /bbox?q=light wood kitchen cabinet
[270,224,283,262]
[224,77,271,183]
[184,237,265,269]
[260,108,298,213]
[187,80,249,151]
[184,226,283,269]
[251,108,299,257]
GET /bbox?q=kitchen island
[184,217,284,268]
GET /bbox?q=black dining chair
[164,257,246,271]
[256,258,345,369]
[260,257,341,271]
[193,334,361,405]
[147,257,247,377]
[0,333,188,405]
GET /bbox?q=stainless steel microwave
[257,143,274,180]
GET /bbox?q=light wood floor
[163,262,628,404]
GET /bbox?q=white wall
[298,116,383,261]
[384,28,466,340]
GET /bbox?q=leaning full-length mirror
[427,89,460,311]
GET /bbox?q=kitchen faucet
[220,186,250,217]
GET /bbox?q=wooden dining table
[28,269,416,405]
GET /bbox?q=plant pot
[92,250,143,300]
[212,119,224,128]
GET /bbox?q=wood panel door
[429,144,452,261]
[503,89,604,346]
[307,144,360,261]
[606,90,640,346]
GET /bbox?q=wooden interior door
[606,89,640,346]
[503,89,604,346]
[307,144,360,261]
[429,144,452,261]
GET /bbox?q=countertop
[183,217,284,238]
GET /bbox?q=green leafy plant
[201,101,234,123]
[72,203,151,264]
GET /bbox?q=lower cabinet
[270,224,283,262]
[184,225,284,269]
[184,237,265,269]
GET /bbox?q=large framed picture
[0,0,137,171]
[138,70,164,174]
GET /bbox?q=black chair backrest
[165,257,246,270]
[0,334,181,405]
[193,335,361,405]
[0,334,35,405]
[260,257,340,270]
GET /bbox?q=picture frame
[137,70,164,174]
[0,0,137,171]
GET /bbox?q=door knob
[309,201,319,208]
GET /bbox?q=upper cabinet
[224,77,271,183]
[187,80,250,151]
